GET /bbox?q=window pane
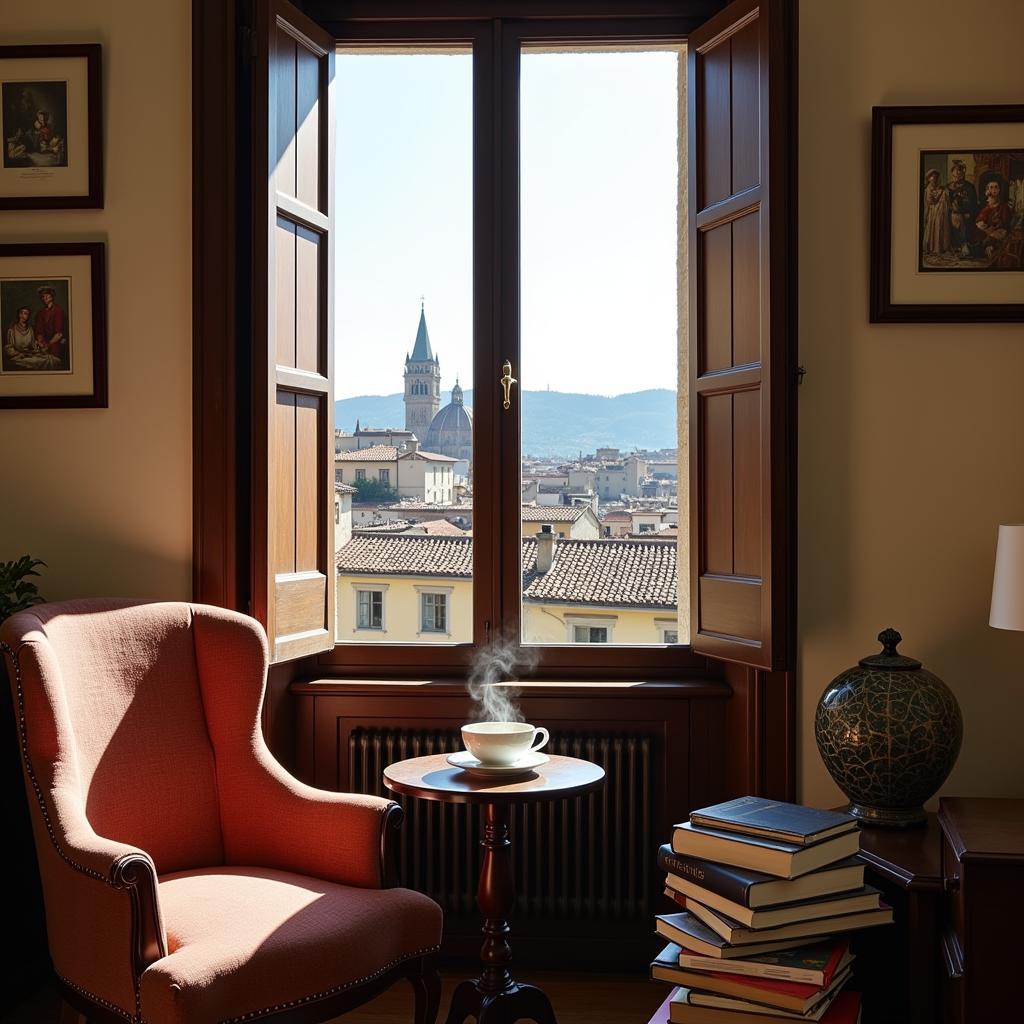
[333,48,473,646]
[519,45,686,647]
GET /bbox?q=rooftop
[522,537,676,608]
[337,534,473,578]
[521,504,592,522]
[383,502,474,513]
[336,445,398,462]
[336,534,676,609]
[335,482,358,494]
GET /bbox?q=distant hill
[335,388,678,458]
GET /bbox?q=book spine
[658,845,752,905]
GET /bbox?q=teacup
[461,721,550,766]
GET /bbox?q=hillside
[335,388,677,458]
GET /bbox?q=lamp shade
[990,524,1024,632]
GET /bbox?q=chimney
[406,436,419,453]
[536,524,556,573]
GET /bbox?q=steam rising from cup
[467,634,539,722]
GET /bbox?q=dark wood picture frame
[870,104,1024,324]
[0,43,103,210]
[0,241,107,409]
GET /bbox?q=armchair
[1,599,442,1024]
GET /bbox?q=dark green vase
[815,628,963,828]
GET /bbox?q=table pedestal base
[444,979,556,1024]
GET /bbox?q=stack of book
[650,797,893,1023]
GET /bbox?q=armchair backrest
[2,599,225,875]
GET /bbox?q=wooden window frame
[192,0,797,795]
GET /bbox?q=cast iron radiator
[348,727,654,922]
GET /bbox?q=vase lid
[858,628,922,670]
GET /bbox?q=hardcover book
[668,987,861,1024]
[668,988,861,1024]
[655,912,819,959]
[685,896,893,946]
[664,874,881,929]
[657,846,865,909]
[675,937,852,986]
[690,797,857,846]
[672,822,861,879]
[651,943,851,1014]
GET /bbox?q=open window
[196,0,794,686]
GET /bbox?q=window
[378,469,390,485]
[420,591,448,634]
[573,625,608,644]
[355,469,366,482]
[230,2,794,677]
[357,590,384,630]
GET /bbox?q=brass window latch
[500,360,517,410]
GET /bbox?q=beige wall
[798,0,1024,805]
[1,1,192,601]
[336,574,472,643]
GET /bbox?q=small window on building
[357,590,384,630]
[379,468,390,485]
[355,468,366,481]
[662,628,679,645]
[573,625,608,643]
[421,591,448,633]
[638,523,654,534]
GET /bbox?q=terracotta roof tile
[335,445,397,462]
[522,537,676,608]
[521,504,590,522]
[336,534,675,608]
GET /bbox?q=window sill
[289,677,731,699]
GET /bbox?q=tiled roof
[522,538,676,609]
[601,510,632,522]
[337,534,473,577]
[335,482,358,494]
[521,504,590,522]
[336,534,675,608]
[336,445,397,462]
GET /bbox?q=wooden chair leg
[409,957,442,1024]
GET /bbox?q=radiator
[349,727,654,922]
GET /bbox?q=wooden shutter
[253,1,336,661]
[687,0,794,671]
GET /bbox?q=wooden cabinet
[938,798,1024,1023]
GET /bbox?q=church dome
[425,381,472,461]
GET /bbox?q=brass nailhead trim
[3,640,142,1022]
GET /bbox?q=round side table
[383,753,605,1024]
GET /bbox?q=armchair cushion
[140,866,442,1024]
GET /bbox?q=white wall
[1,1,192,601]
[798,0,1024,805]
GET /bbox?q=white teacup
[461,721,550,766]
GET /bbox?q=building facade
[404,305,441,439]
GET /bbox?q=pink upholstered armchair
[1,599,442,1024]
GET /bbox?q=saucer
[447,749,549,778]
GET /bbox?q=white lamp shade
[990,524,1024,631]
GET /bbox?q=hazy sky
[335,48,680,400]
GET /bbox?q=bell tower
[404,302,441,439]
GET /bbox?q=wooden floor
[2,972,663,1024]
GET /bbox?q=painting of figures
[1,277,72,373]
[2,80,68,168]
[919,149,1024,271]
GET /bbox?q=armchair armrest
[219,750,403,889]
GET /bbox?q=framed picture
[870,105,1024,323]
[0,242,107,409]
[0,44,103,209]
